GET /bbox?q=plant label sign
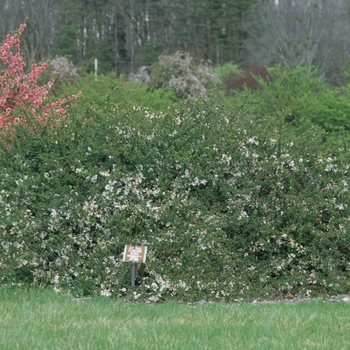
[123,245,147,263]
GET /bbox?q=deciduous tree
[245,0,350,84]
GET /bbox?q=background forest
[1,0,350,85]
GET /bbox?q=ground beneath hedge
[192,294,350,306]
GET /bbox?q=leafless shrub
[50,56,77,80]
[130,52,220,99]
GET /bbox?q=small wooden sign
[123,245,147,263]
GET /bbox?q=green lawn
[0,288,349,349]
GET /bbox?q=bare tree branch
[245,0,350,84]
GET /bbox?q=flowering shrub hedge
[0,94,349,301]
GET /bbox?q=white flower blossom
[238,210,249,220]
[247,137,259,145]
[100,170,111,177]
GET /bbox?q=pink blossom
[18,24,26,34]
[57,109,66,115]
[0,23,81,132]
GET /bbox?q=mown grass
[1,288,350,349]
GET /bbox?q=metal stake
[131,262,136,287]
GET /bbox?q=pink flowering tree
[0,23,81,131]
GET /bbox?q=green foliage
[52,25,77,60]
[54,73,176,111]
[137,40,166,66]
[236,64,350,137]
[0,93,349,301]
[214,62,242,82]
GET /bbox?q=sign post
[131,262,136,287]
[94,58,98,76]
[123,245,147,287]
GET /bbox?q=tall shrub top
[0,24,81,131]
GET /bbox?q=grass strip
[0,288,349,349]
